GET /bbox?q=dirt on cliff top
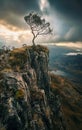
[0,45,48,72]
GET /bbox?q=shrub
[15,89,24,99]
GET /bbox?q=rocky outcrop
[28,47,50,94]
[0,71,50,130]
[0,45,81,130]
[0,46,66,130]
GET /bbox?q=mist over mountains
[48,45,82,85]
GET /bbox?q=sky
[0,0,82,48]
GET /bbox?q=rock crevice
[0,45,78,130]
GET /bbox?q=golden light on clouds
[55,42,82,48]
[0,19,82,49]
[0,22,82,49]
[0,22,32,46]
[0,20,20,31]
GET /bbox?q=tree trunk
[32,36,35,46]
[31,27,36,46]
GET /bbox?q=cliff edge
[0,45,82,130]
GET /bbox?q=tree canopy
[24,12,52,46]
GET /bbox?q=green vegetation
[0,45,48,73]
[31,45,49,53]
[15,89,24,99]
[8,47,28,70]
[50,73,82,130]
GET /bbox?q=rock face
[0,45,82,130]
[28,47,50,94]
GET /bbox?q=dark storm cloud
[0,0,39,15]
[0,0,82,44]
[0,0,39,29]
[53,25,82,43]
[47,0,82,43]
[65,26,82,42]
[48,0,82,21]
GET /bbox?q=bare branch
[24,12,52,46]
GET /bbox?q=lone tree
[24,12,52,46]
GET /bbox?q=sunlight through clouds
[0,0,82,48]
[0,24,32,46]
[39,0,50,12]
[55,42,82,49]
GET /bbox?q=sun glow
[0,24,32,46]
[39,0,50,12]
[55,42,82,49]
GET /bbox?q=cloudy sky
[0,0,82,48]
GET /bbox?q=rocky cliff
[0,45,82,130]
